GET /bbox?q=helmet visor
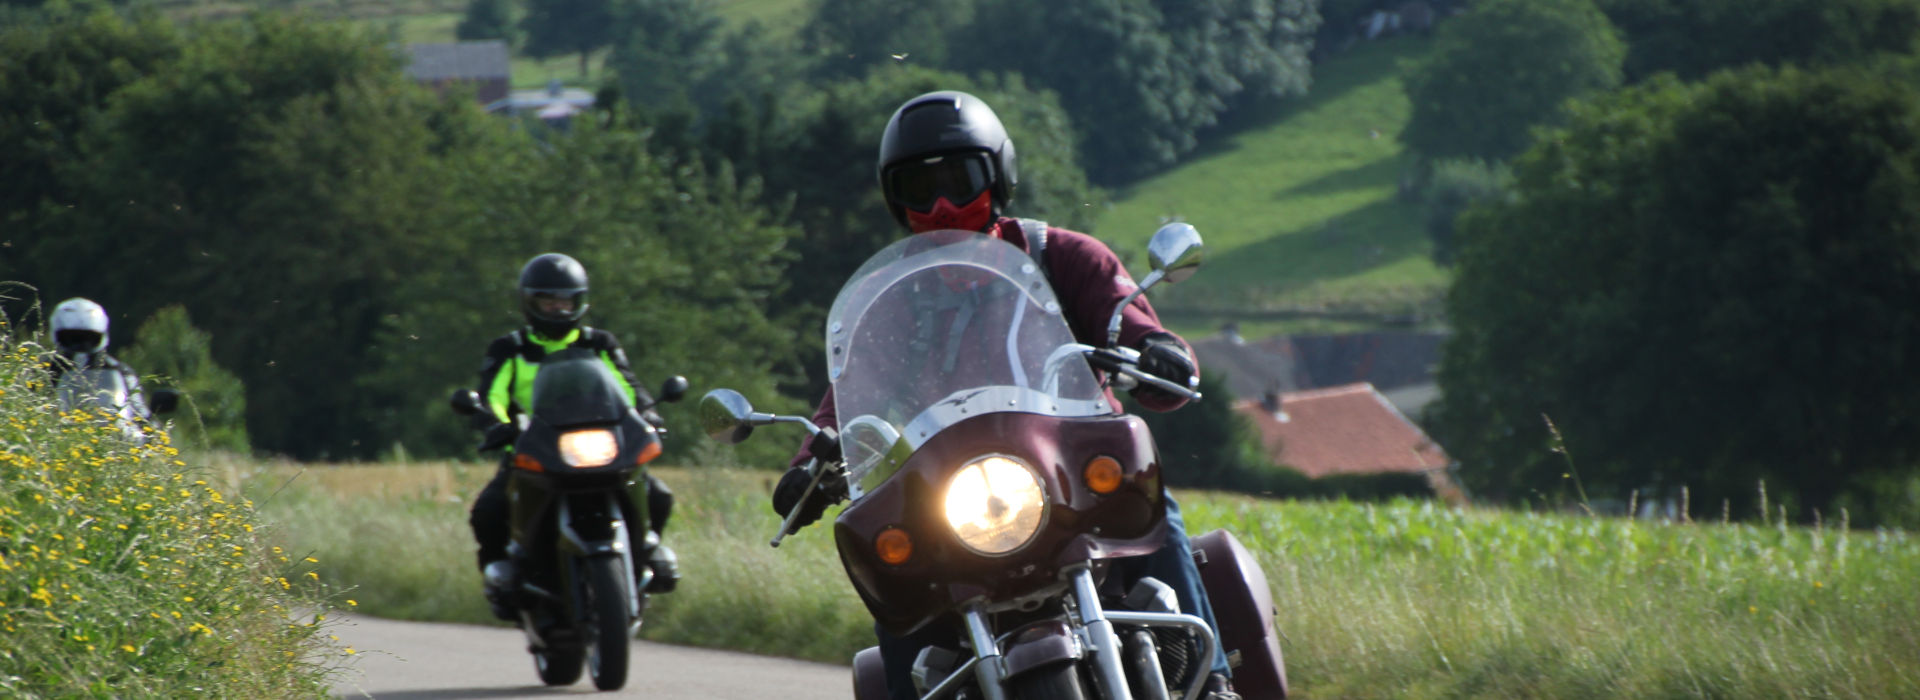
[523,288,588,323]
[887,153,992,212]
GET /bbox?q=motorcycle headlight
[558,429,619,467]
[944,455,1046,555]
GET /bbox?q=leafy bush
[1400,0,1625,162]
[1432,66,1920,522]
[0,326,341,697]
[1420,158,1512,266]
[119,304,249,454]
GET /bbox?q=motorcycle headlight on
[557,428,619,467]
[944,455,1046,555]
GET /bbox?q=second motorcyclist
[773,90,1242,700]
[467,253,681,620]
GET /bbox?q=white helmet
[51,297,110,355]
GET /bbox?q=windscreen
[826,230,1110,497]
[531,348,630,427]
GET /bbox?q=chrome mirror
[698,389,756,444]
[1146,222,1204,285]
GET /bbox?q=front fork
[941,566,1219,700]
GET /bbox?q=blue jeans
[877,493,1230,698]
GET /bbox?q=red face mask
[905,190,994,233]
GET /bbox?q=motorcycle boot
[641,532,679,593]
[482,559,521,621]
[1203,671,1243,700]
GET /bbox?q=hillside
[1094,37,1445,339]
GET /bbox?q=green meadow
[250,459,1920,699]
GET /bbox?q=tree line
[1403,0,1920,526]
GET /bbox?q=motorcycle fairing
[833,411,1167,636]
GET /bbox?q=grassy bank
[0,337,342,697]
[1095,37,1444,337]
[254,459,1919,698]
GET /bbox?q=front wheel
[585,556,633,690]
[1009,661,1087,700]
[533,647,585,686]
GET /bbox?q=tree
[796,0,972,80]
[120,305,249,453]
[520,0,615,78]
[950,0,1319,183]
[456,0,518,44]
[1400,0,1625,162]
[1596,0,1920,82]
[1430,67,1920,523]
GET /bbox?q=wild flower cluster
[0,338,343,698]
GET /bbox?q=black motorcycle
[451,347,688,690]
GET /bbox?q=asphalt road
[329,615,853,699]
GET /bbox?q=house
[1190,325,1447,419]
[1235,382,1465,502]
[403,41,511,106]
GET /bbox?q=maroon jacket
[789,218,1198,467]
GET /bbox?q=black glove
[1136,333,1196,395]
[772,466,846,530]
[479,422,520,451]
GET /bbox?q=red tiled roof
[1235,382,1450,478]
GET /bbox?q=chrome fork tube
[1069,567,1134,699]
[962,606,1010,700]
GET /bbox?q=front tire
[585,556,633,690]
[1009,661,1087,700]
[534,647,585,686]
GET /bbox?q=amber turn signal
[875,527,913,565]
[513,452,545,472]
[635,440,663,465]
[1084,455,1123,494]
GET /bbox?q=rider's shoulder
[575,327,623,351]
[485,331,523,356]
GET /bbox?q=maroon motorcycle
[700,225,1287,699]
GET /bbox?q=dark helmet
[877,90,1018,230]
[518,253,590,338]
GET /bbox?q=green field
[1094,38,1446,338]
[251,459,1920,698]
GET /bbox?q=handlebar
[770,457,845,548]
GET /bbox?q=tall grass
[0,333,343,697]
[260,459,1920,697]
[250,462,872,662]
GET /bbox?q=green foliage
[0,6,182,240]
[357,116,807,466]
[455,0,517,43]
[0,333,341,697]
[950,0,1320,182]
[1092,39,1441,319]
[119,305,250,454]
[13,14,491,460]
[1432,66,1920,524]
[796,0,971,80]
[602,0,729,117]
[269,461,1920,697]
[1596,0,1920,82]
[1123,372,1278,492]
[1420,158,1512,266]
[520,0,616,76]
[1400,0,1625,162]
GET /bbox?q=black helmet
[877,90,1018,229]
[519,253,590,338]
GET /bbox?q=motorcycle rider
[43,297,157,442]
[467,253,680,620]
[774,90,1242,699]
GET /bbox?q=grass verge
[0,332,344,697]
[254,459,1919,697]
